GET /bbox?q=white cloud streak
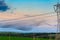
[0,12,57,32]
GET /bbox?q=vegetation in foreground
[0,32,56,40]
[0,36,51,40]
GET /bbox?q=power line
[53,0,60,40]
[0,12,56,22]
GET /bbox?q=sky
[5,0,58,14]
[0,0,59,33]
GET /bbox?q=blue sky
[5,0,58,13]
[0,0,59,33]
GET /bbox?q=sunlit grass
[0,36,54,40]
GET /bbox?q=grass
[0,36,54,40]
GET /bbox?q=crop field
[0,32,55,40]
[0,36,54,40]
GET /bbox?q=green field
[0,36,54,40]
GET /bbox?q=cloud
[0,12,57,31]
[0,17,45,31]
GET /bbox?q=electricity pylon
[54,0,60,40]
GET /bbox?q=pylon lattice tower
[54,0,60,40]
